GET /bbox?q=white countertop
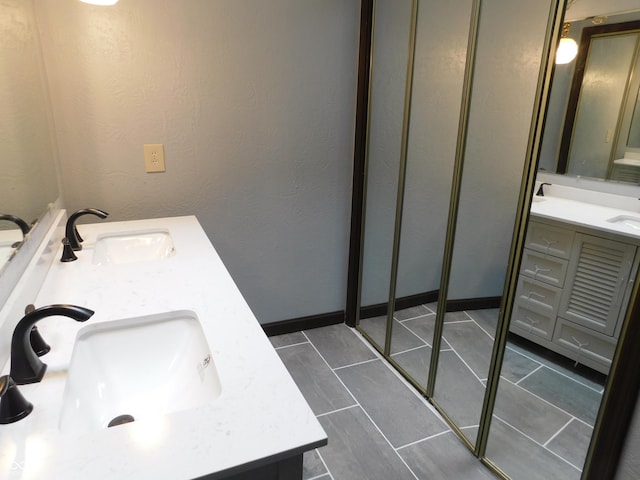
[531,183,640,242]
[0,215,326,479]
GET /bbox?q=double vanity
[0,212,326,479]
[511,182,640,374]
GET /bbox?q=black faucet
[65,208,109,251]
[0,375,33,424]
[536,182,552,196]
[10,304,94,385]
[0,214,31,247]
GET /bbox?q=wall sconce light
[556,22,578,64]
[79,0,118,5]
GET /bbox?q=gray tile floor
[358,305,606,480]
[270,324,496,480]
[271,305,606,479]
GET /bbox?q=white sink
[58,310,221,434]
[92,229,175,265]
[607,215,640,230]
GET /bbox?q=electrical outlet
[144,144,166,173]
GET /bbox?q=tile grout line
[351,326,447,416]
[493,415,583,472]
[398,312,435,324]
[504,344,604,394]
[390,344,431,356]
[303,331,422,480]
[315,404,359,418]
[306,474,330,480]
[392,318,432,345]
[515,364,544,386]
[273,340,310,350]
[543,417,575,448]
[463,308,604,395]
[313,448,334,480]
[394,307,434,323]
[442,319,474,325]
[446,344,487,385]
[395,428,451,451]
[332,357,379,371]
[499,375,596,427]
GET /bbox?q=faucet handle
[61,238,78,262]
[0,375,33,424]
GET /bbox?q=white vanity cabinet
[510,218,639,374]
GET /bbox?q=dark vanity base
[199,454,303,480]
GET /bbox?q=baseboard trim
[446,296,502,312]
[262,310,345,337]
[262,294,501,337]
[360,290,439,319]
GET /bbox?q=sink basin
[606,215,640,230]
[58,310,221,434]
[92,229,175,265]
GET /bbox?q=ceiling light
[79,0,118,5]
[556,23,578,65]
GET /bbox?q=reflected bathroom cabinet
[511,218,639,374]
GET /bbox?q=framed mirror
[0,1,60,275]
[539,10,640,183]
[484,5,640,480]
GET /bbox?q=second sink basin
[607,215,640,230]
[92,229,176,265]
[58,310,221,434]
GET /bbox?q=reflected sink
[92,229,175,265]
[607,215,640,230]
[0,243,14,267]
[59,310,221,434]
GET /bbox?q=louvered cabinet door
[558,233,637,336]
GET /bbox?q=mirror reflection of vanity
[0,2,60,278]
[511,8,640,374]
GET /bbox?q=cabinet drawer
[553,318,616,371]
[521,249,568,288]
[511,304,555,340]
[515,276,562,316]
[525,222,574,259]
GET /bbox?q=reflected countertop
[530,183,640,242]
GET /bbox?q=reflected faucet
[10,304,94,385]
[536,183,552,197]
[0,214,31,246]
[65,208,109,251]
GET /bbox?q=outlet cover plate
[144,144,165,173]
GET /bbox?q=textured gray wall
[361,0,554,306]
[448,0,553,300]
[360,0,472,307]
[1,1,59,224]
[34,0,359,323]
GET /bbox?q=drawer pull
[533,265,551,277]
[527,291,546,301]
[524,316,539,333]
[541,237,557,254]
[571,336,589,367]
